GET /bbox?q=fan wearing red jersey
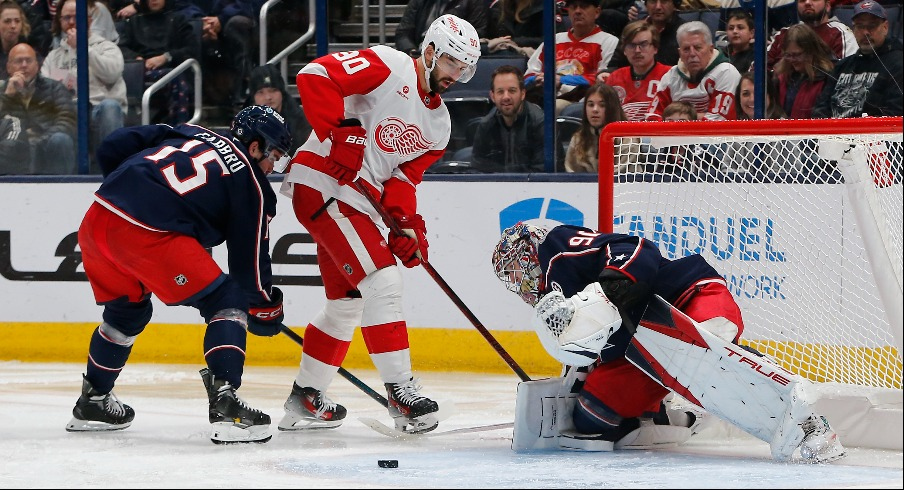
[277,14,481,434]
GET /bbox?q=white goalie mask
[421,14,481,83]
[492,222,550,306]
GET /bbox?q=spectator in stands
[14,0,51,56]
[662,99,696,120]
[191,0,256,110]
[50,0,119,49]
[246,63,310,155]
[395,0,489,58]
[765,0,858,73]
[722,71,791,173]
[482,0,543,58]
[645,21,741,121]
[117,0,200,125]
[718,0,797,38]
[524,0,618,114]
[41,0,125,170]
[610,0,686,68]
[736,71,786,120]
[471,64,545,172]
[564,83,639,173]
[772,23,835,118]
[720,10,754,74]
[1,1,38,79]
[813,0,904,117]
[0,43,75,174]
[598,20,672,121]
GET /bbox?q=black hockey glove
[247,287,285,337]
[598,269,649,311]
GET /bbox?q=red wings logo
[374,117,433,156]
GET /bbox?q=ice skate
[200,368,271,444]
[65,375,135,432]
[278,383,346,430]
[799,415,846,463]
[386,378,439,434]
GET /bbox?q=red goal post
[597,117,903,449]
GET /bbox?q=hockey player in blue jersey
[66,106,293,444]
[493,221,845,462]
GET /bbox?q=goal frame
[596,117,903,450]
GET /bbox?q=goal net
[598,117,903,449]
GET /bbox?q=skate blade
[210,422,271,444]
[65,417,131,432]
[277,412,343,431]
[393,413,439,434]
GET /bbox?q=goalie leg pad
[512,377,576,451]
[614,418,693,450]
[626,295,831,462]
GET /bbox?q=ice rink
[1,361,901,488]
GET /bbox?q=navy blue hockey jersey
[93,123,277,306]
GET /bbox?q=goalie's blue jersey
[537,225,725,360]
[91,123,276,305]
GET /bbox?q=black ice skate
[199,368,271,444]
[65,375,135,432]
[386,378,439,434]
[278,383,347,430]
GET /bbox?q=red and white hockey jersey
[280,45,449,222]
[525,27,619,87]
[606,62,672,121]
[645,51,741,121]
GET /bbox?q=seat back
[122,59,145,125]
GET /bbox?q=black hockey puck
[377,460,399,468]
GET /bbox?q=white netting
[603,120,903,389]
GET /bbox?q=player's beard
[429,69,453,94]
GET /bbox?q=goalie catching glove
[247,287,285,336]
[388,214,428,268]
[532,282,622,367]
[326,118,366,185]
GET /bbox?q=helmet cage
[422,14,481,83]
[492,222,549,306]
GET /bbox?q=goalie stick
[352,178,531,382]
[359,417,514,440]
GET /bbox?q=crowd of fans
[0,0,901,175]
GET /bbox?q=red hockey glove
[326,118,366,186]
[388,214,428,268]
[247,287,285,337]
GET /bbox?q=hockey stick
[278,324,389,406]
[352,179,531,382]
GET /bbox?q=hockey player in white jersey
[493,222,845,463]
[277,14,481,434]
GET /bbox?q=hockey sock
[362,321,412,383]
[86,323,135,394]
[295,325,350,389]
[203,318,246,388]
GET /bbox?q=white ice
[2,361,901,488]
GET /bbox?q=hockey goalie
[491,221,846,463]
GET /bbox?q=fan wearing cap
[812,0,903,118]
[246,63,311,155]
[276,15,482,435]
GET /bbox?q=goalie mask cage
[598,117,903,450]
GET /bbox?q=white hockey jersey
[281,45,450,223]
[645,50,741,121]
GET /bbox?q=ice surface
[1,362,901,488]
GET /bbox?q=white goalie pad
[512,371,697,453]
[625,295,819,461]
[532,282,622,367]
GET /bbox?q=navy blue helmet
[230,105,293,157]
